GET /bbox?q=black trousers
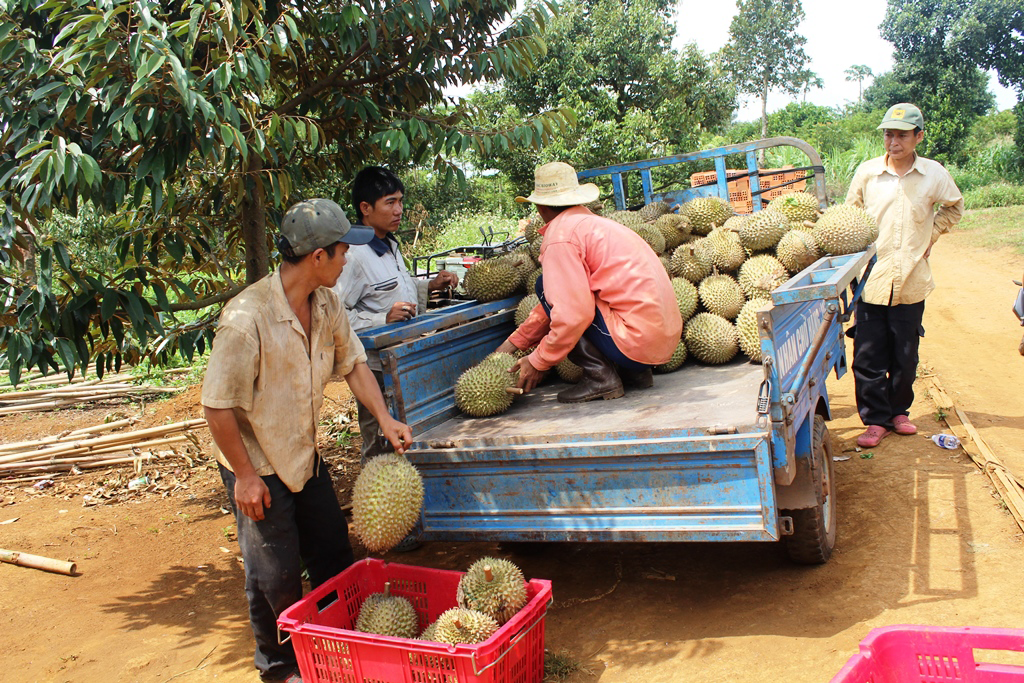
[220,458,354,681]
[852,300,925,428]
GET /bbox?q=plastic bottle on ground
[931,434,961,449]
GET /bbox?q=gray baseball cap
[279,198,374,256]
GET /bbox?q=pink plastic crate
[278,558,552,683]
[832,626,1024,683]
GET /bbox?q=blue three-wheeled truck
[357,138,874,564]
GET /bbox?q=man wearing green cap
[202,198,413,682]
[846,103,964,448]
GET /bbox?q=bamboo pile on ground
[0,376,185,415]
[0,419,207,478]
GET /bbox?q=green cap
[878,103,924,131]
[278,198,373,257]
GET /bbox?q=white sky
[674,0,1020,122]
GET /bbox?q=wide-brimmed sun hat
[515,161,600,206]
[878,103,924,131]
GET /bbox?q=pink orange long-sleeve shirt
[508,206,682,371]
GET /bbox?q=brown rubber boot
[557,336,625,403]
[617,366,653,389]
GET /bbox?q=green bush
[963,183,1024,209]
[410,212,520,259]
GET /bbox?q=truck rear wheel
[782,414,836,564]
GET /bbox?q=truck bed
[415,358,766,447]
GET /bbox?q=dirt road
[1,229,1022,683]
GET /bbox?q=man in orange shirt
[496,162,682,402]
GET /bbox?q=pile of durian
[352,557,530,646]
[453,192,875,416]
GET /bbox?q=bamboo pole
[0,388,187,415]
[0,549,77,575]
[0,420,206,465]
[66,417,138,437]
[0,418,136,454]
[3,453,160,474]
[0,436,189,471]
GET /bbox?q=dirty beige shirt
[201,269,367,492]
[846,154,963,305]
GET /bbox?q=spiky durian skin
[456,557,528,625]
[556,357,583,383]
[670,239,713,283]
[515,294,540,327]
[455,362,516,417]
[355,590,420,638]
[638,200,672,222]
[776,229,820,273]
[607,210,644,229]
[654,213,691,251]
[698,273,745,321]
[705,227,746,273]
[737,298,770,362]
[683,197,734,236]
[671,277,699,323]
[738,254,789,299]
[654,339,688,373]
[632,224,667,254]
[524,213,545,242]
[812,204,877,256]
[767,192,821,223]
[351,454,425,553]
[419,621,439,642]
[684,313,739,364]
[529,236,543,261]
[737,208,789,251]
[431,608,499,646]
[464,259,521,302]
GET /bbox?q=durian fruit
[355,582,420,638]
[419,621,439,642]
[737,254,789,299]
[723,215,748,233]
[705,227,746,273]
[464,258,521,302]
[684,312,739,364]
[455,355,518,417]
[515,294,540,326]
[776,229,820,273]
[736,298,770,362]
[431,608,499,646]
[659,255,672,276]
[607,210,644,229]
[811,204,877,256]
[632,224,666,254]
[524,214,544,242]
[583,199,606,216]
[698,273,745,321]
[654,338,687,373]
[671,277,699,323]
[654,213,691,251]
[736,208,789,251]
[670,240,713,283]
[556,357,583,383]
[638,200,671,223]
[496,250,536,293]
[352,454,425,554]
[683,197,734,236]
[528,266,543,292]
[529,235,543,261]
[768,192,821,224]
[456,557,528,625]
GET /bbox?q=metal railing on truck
[576,136,827,213]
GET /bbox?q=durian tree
[718,0,814,144]
[880,0,1024,159]
[0,0,575,383]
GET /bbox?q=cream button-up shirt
[846,154,963,306]
[201,269,367,492]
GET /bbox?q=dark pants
[535,275,649,372]
[220,459,354,681]
[852,300,925,429]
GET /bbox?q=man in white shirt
[846,103,963,448]
[333,167,458,462]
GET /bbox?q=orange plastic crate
[278,558,552,683]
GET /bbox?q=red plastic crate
[831,625,1024,682]
[278,558,552,683]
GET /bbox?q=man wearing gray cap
[846,103,963,449]
[202,198,413,683]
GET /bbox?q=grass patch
[954,205,1024,253]
[544,650,590,681]
[963,183,1024,210]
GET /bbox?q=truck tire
[782,414,836,564]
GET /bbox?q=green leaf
[101,289,118,321]
[30,82,64,101]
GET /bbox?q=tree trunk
[759,75,769,164]
[240,153,269,284]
